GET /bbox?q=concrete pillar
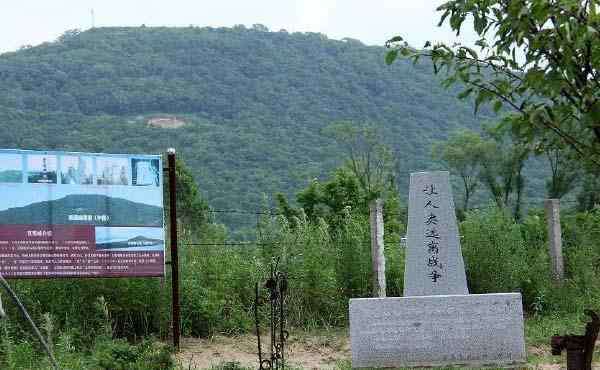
[369,199,386,297]
[0,294,4,319]
[545,199,564,283]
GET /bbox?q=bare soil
[147,116,186,128]
[175,332,349,369]
[175,333,599,369]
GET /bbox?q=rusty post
[167,148,180,350]
[254,283,263,367]
[583,310,599,370]
[551,310,599,370]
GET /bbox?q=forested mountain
[0,26,545,228]
[0,194,163,226]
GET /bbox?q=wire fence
[208,209,282,216]
[188,196,582,248]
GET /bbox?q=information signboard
[0,149,165,278]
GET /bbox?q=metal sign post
[254,259,289,370]
[166,148,181,350]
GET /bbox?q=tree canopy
[433,126,531,219]
[0,26,517,229]
[386,0,600,166]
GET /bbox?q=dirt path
[175,333,598,369]
[175,332,350,369]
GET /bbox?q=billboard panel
[0,149,165,278]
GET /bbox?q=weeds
[0,206,598,368]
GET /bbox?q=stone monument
[349,171,526,368]
[404,171,468,296]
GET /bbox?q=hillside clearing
[147,116,186,129]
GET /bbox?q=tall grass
[461,206,600,314]
[0,206,599,368]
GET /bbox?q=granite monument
[349,171,526,368]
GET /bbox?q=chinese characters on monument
[423,183,442,283]
[404,171,468,296]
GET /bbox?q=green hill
[0,26,545,228]
[0,194,163,226]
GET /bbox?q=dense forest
[0,25,548,229]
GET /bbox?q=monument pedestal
[349,293,526,368]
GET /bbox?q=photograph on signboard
[0,154,23,183]
[27,154,57,184]
[0,187,163,226]
[61,156,79,184]
[61,156,94,185]
[80,156,94,184]
[95,226,164,251]
[96,157,128,185]
[132,158,160,186]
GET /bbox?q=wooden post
[167,148,181,349]
[369,199,386,297]
[545,199,564,283]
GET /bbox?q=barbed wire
[182,240,383,248]
[183,242,280,247]
[208,209,282,216]
[205,198,583,219]
[194,199,588,248]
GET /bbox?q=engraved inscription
[349,294,526,368]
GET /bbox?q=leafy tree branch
[386,0,600,166]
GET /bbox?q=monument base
[349,293,526,368]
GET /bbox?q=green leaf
[474,90,494,115]
[457,87,474,99]
[583,102,600,125]
[385,50,398,65]
[493,100,503,112]
[475,38,488,48]
[518,6,528,18]
[524,69,545,88]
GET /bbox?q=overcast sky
[0,0,480,53]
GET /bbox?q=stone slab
[404,171,468,296]
[349,293,526,368]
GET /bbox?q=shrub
[461,207,530,294]
[92,338,174,370]
[460,206,600,316]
